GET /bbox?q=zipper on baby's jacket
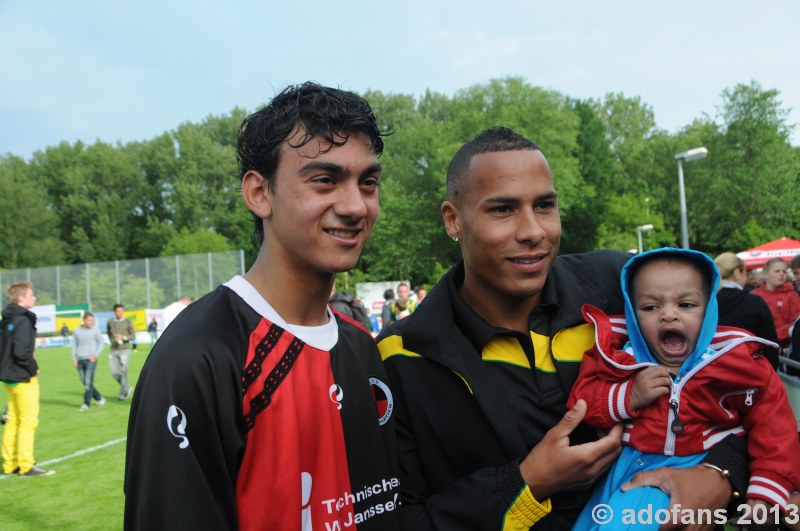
[664,379,685,455]
[717,387,758,419]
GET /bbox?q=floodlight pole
[674,147,708,249]
[637,224,654,254]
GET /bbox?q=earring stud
[452,236,459,242]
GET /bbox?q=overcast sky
[2,0,798,160]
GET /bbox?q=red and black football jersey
[125,278,400,530]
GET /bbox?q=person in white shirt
[161,296,193,331]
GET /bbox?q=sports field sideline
[0,344,148,530]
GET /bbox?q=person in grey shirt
[72,312,106,411]
[107,304,135,400]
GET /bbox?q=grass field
[0,344,149,531]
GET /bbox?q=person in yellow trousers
[0,281,54,477]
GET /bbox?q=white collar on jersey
[223,275,338,352]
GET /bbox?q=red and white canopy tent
[736,237,800,270]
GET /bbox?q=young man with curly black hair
[125,83,400,531]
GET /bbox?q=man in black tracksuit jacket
[377,127,748,530]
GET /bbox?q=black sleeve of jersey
[124,296,248,530]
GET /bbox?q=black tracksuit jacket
[378,252,749,530]
[0,303,38,382]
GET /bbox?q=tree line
[1,77,798,289]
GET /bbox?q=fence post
[208,253,213,292]
[176,255,181,299]
[145,257,151,309]
[86,263,92,312]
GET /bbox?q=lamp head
[675,147,708,162]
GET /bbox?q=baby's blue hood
[620,247,720,378]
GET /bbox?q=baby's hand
[782,493,800,531]
[629,366,671,411]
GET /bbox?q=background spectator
[380,288,395,331]
[791,255,800,296]
[386,282,417,324]
[161,296,193,331]
[414,285,427,303]
[60,323,70,345]
[147,318,158,343]
[329,287,373,331]
[71,312,106,411]
[107,304,134,400]
[714,252,779,367]
[751,258,800,348]
[1,282,55,476]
